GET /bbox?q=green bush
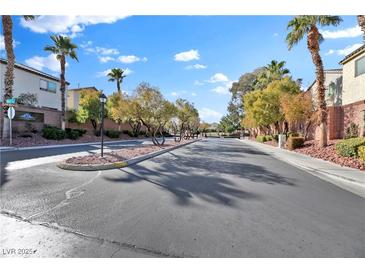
[265,135,273,141]
[335,137,365,157]
[42,126,65,140]
[105,129,121,138]
[65,128,80,140]
[272,134,279,142]
[287,136,305,150]
[358,146,365,164]
[344,122,359,139]
[287,132,299,138]
[256,135,267,142]
[68,128,86,136]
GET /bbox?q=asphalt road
[1,139,364,257]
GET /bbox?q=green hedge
[358,146,365,164]
[287,136,305,150]
[42,126,65,140]
[335,137,365,157]
[105,129,121,138]
[256,135,267,142]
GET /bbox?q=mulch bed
[293,140,364,170]
[65,139,193,165]
[0,132,144,148]
[249,137,364,170]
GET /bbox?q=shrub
[344,122,359,139]
[105,129,121,138]
[256,135,267,142]
[358,146,365,165]
[335,137,365,157]
[42,126,65,140]
[265,135,273,141]
[287,132,299,138]
[65,129,80,140]
[74,128,87,136]
[287,136,305,150]
[272,134,279,142]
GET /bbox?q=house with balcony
[339,44,365,137]
[0,58,68,132]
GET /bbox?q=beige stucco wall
[0,63,66,111]
[308,70,343,107]
[66,90,80,110]
[342,50,365,105]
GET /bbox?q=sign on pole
[7,107,15,146]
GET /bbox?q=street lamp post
[99,93,107,157]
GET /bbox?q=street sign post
[7,107,15,146]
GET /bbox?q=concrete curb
[0,138,152,152]
[57,139,201,171]
[237,139,365,198]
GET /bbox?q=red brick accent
[343,100,365,137]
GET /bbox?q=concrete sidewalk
[238,139,365,198]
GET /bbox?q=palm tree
[286,16,342,147]
[265,60,290,79]
[357,15,365,41]
[44,35,78,130]
[107,68,127,94]
[1,15,34,139]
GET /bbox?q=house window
[40,79,57,93]
[355,56,365,77]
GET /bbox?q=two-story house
[0,58,69,132]
[339,44,365,137]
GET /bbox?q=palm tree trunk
[117,81,121,94]
[60,55,66,130]
[1,16,15,140]
[357,15,365,42]
[307,25,327,147]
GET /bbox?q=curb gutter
[57,139,200,171]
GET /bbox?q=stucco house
[339,44,365,137]
[67,86,99,110]
[0,58,68,132]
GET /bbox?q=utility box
[278,134,286,148]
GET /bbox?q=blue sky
[0,16,363,123]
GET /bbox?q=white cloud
[0,35,20,51]
[174,49,200,62]
[85,46,119,55]
[98,56,115,63]
[191,92,197,96]
[211,86,230,95]
[185,64,207,70]
[321,25,362,39]
[171,92,179,97]
[118,55,147,64]
[96,68,133,78]
[194,80,204,86]
[326,43,363,56]
[199,108,223,122]
[25,54,66,72]
[20,16,127,37]
[207,73,229,83]
[273,33,279,37]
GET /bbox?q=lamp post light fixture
[99,92,107,157]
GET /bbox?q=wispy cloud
[211,81,233,95]
[0,35,20,50]
[194,80,204,86]
[326,43,363,56]
[207,73,229,83]
[174,49,200,62]
[191,92,197,96]
[20,16,127,37]
[25,54,66,73]
[321,25,362,39]
[185,64,207,70]
[118,55,148,64]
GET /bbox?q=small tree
[76,88,101,133]
[16,92,38,107]
[106,92,128,131]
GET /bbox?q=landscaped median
[57,139,200,171]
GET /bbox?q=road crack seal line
[0,210,182,258]
[26,171,102,220]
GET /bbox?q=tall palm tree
[286,16,342,147]
[107,68,127,94]
[357,15,365,41]
[44,35,78,130]
[1,15,34,139]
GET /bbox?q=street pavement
[1,139,364,257]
